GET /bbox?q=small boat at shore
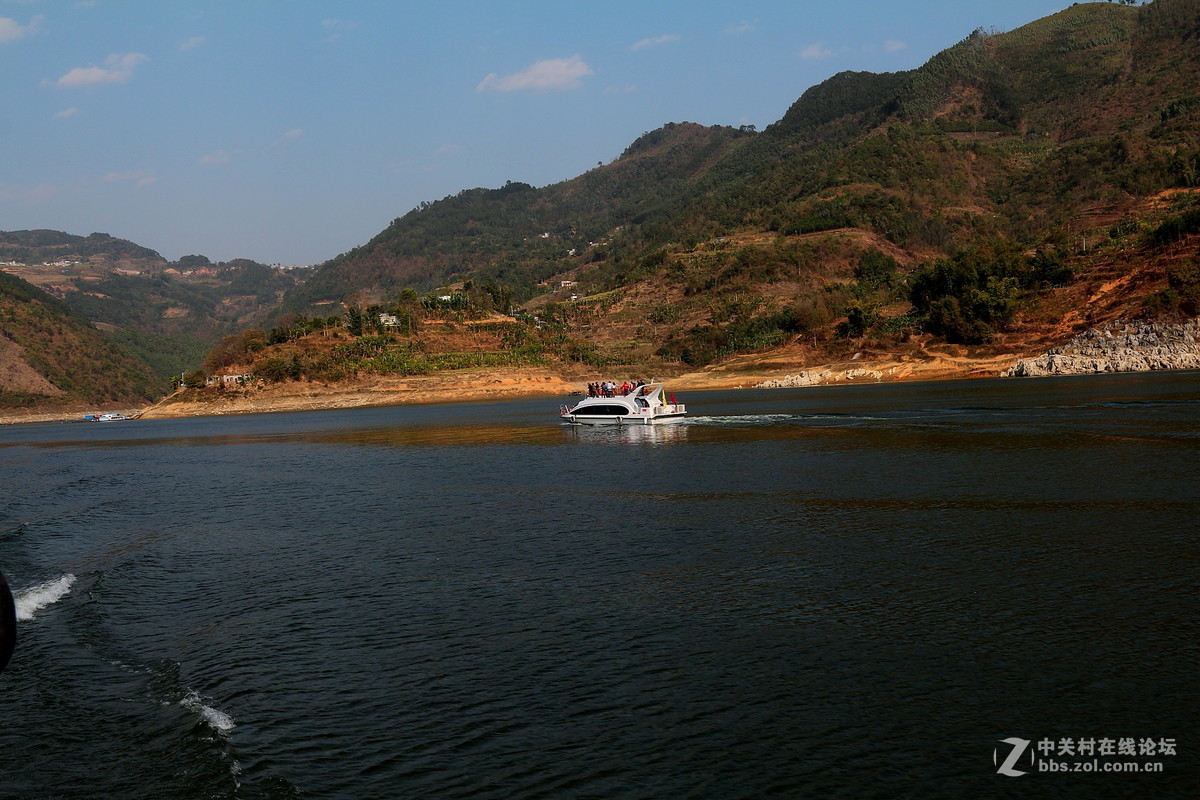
[559,383,686,425]
[83,413,131,422]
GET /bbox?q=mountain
[0,229,164,268]
[0,270,160,408]
[10,0,1200,411]
[278,1,1190,335]
[1,234,311,383]
[281,121,754,312]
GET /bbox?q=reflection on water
[307,422,566,448]
[561,422,690,446]
[1,371,1197,798]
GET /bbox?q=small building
[205,373,254,388]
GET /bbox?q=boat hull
[560,411,686,426]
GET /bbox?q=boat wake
[178,688,241,785]
[14,573,76,622]
[180,689,237,735]
[686,413,880,426]
[686,414,800,426]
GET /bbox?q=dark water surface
[1,372,1197,799]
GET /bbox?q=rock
[755,366,882,388]
[1003,319,1200,377]
[756,369,832,388]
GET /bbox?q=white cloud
[266,129,304,150]
[104,170,157,188]
[0,15,42,44]
[631,34,679,51]
[0,182,56,204]
[54,107,80,119]
[476,55,593,93]
[885,39,907,53]
[321,18,356,41]
[800,43,832,60]
[56,53,148,88]
[200,150,230,165]
[180,36,205,51]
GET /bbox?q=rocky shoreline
[5,319,1199,425]
[1003,319,1200,377]
[755,366,891,389]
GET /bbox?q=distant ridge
[0,230,165,267]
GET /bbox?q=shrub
[1148,208,1200,247]
[924,296,994,344]
[909,240,1030,343]
[257,356,302,382]
[648,303,683,325]
[790,293,838,332]
[854,249,900,288]
[1166,259,1200,315]
[835,304,879,339]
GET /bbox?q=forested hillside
[287,3,1193,291]
[0,271,160,407]
[7,0,1200,410]
[282,122,754,312]
[2,237,310,386]
[228,0,1194,387]
[0,230,164,268]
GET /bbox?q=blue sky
[2,0,1078,266]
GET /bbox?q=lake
[1,372,1197,799]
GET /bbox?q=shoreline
[4,317,1198,426]
[1,359,994,426]
[4,362,1197,427]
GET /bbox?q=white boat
[559,383,686,425]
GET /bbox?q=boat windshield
[572,404,629,416]
[640,384,665,403]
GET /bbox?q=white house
[205,373,254,387]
